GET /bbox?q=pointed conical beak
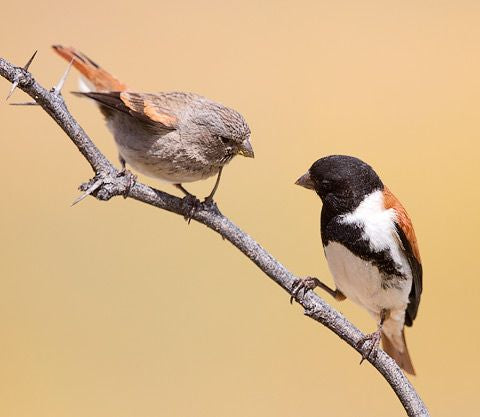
[238,139,254,158]
[295,171,315,190]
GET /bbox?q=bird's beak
[238,139,254,158]
[295,171,315,190]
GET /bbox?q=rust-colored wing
[72,91,178,130]
[384,186,423,326]
[120,92,178,128]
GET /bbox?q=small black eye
[217,135,229,144]
[321,179,331,187]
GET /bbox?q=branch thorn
[53,58,73,95]
[9,101,39,106]
[6,50,37,101]
[6,80,19,101]
[71,177,104,206]
[23,50,37,71]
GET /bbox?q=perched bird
[294,155,422,375]
[52,45,254,215]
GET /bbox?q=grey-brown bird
[294,155,422,375]
[53,45,254,214]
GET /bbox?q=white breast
[323,190,412,317]
[324,242,411,316]
[340,190,407,269]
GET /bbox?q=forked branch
[0,54,429,417]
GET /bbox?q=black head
[296,155,384,214]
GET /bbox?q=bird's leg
[119,155,126,170]
[290,276,346,304]
[175,184,201,224]
[356,309,389,364]
[117,155,136,198]
[203,167,223,208]
[175,183,194,197]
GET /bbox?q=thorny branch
[0,53,429,417]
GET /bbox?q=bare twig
[0,54,429,417]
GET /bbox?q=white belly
[324,242,411,318]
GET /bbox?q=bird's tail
[52,45,127,92]
[381,329,415,375]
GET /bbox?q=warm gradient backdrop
[1,1,479,416]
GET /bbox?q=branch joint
[77,170,132,203]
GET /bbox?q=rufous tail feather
[381,329,415,375]
[52,45,127,92]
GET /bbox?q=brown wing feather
[120,92,178,128]
[384,187,421,261]
[72,91,177,131]
[383,187,423,326]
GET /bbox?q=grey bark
[0,54,429,417]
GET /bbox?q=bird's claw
[290,276,321,304]
[356,330,382,364]
[182,194,201,224]
[201,196,221,215]
[117,168,137,198]
[181,195,221,224]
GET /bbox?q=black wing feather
[72,91,131,115]
[395,224,423,326]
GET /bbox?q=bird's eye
[216,135,229,144]
[321,179,331,187]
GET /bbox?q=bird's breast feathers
[339,190,408,271]
[323,190,413,314]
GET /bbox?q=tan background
[1,1,479,416]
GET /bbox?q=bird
[52,45,254,217]
[293,155,422,375]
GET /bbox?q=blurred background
[1,1,479,416]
